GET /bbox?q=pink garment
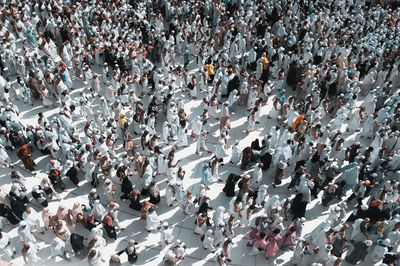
[265,232,282,258]
[249,226,260,241]
[281,224,297,247]
[253,238,268,250]
[282,231,296,246]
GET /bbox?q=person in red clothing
[16,143,35,171]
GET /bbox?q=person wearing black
[129,190,142,211]
[88,189,100,208]
[345,240,371,265]
[0,203,19,225]
[345,142,362,163]
[116,240,140,264]
[120,174,133,201]
[346,204,368,222]
[86,214,97,231]
[287,166,306,190]
[331,231,348,258]
[48,169,65,192]
[223,174,241,197]
[259,149,273,171]
[148,182,161,205]
[147,97,159,116]
[31,185,48,207]
[197,197,213,226]
[9,196,25,220]
[70,233,87,258]
[65,161,80,186]
[290,193,308,221]
[102,215,117,240]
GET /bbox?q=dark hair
[273,228,281,234]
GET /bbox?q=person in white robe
[251,163,263,189]
[196,130,209,154]
[213,206,227,227]
[92,200,107,222]
[51,237,70,261]
[214,138,227,160]
[203,229,216,253]
[162,122,172,143]
[157,151,167,175]
[18,221,37,244]
[214,222,225,247]
[350,218,368,242]
[0,143,9,166]
[347,106,365,133]
[361,114,376,139]
[194,213,208,235]
[146,206,161,232]
[227,89,239,113]
[361,89,377,116]
[23,207,44,234]
[160,222,174,245]
[103,178,116,204]
[255,185,269,208]
[191,116,203,138]
[88,248,107,266]
[0,231,15,259]
[368,239,389,263]
[177,122,188,148]
[247,87,258,111]
[230,140,242,164]
[23,242,40,265]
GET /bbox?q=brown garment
[140,201,154,220]
[274,168,285,185]
[56,206,73,227]
[238,179,251,197]
[16,144,35,171]
[28,76,40,99]
[220,115,231,130]
[124,138,135,154]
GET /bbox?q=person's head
[394,222,400,230]
[56,220,63,228]
[163,222,169,229]
[23,242,30,249]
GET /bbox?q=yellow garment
[205,64,215,80]
[261,52,269,70]
[119,114,128,128]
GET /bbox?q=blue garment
[201,167,212,187]
[26,30,36,47]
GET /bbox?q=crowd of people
[0,0,400,265]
